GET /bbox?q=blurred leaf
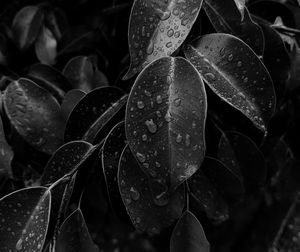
[64,87,127,144]
[35,26,57,65]
[184,33,276,132]
[0,116,13,178]
[63,55,108,92]
[118,145,185,234]
[125,56,207,193]
[0,186,51,251]
[55,208,99,252]
[61,89,86,122]
[123,0,203,80]
[3,78,64,154]
[203,0,264,55]
[12,5,44,51]
[0,33,8,65]
[170,210,210,252]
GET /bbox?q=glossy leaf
[56,208,99,252]
[101,121,127,215]
[64,87,127,144]
[218,131,266,192]
[61,89,86,122]
[63,55,109,92]
[184,33,276,132]
[12,5,44,51]
[0,116,13,178]
[203,0,264,55]
[0,186,51,251]
[124,0,203,80]
[170,211,210,252]
[3,78,65,154]
[118,145,185,234]
[35,26,57,66]
[126,56,207,193]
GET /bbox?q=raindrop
[176,133,183,143]
[155,162,161,168]
[174,31,180,38]
[219,47,225,56]
[153,192,169,206]
[16,239,23,250]
[147,40,154,55]
[142,134,148,141]
[181,18,189,26]
[144,90,152,97]
[136,152,146,163]
[137,101,145,109]
[237,61,242,67]
[145,119,157,133]
[160,10,171,21]
[166,42,172,48]
[243,77,248,83]
[174,98,181,107]
[156,95,163,104]
[165,111,171,122]
[228,54,233,61]
[167,29,174,37]
[129,187,140,201]
[185,134,191,147]
[204,72,215,80]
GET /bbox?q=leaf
[203,0,264,55]
[0,116,13,178]
[64,87,127,144]
[3,78,64,154]
[118,145,185,234]
[55,208,99,252]
[0,186,51,251]
[101,121,127,215]
[123,0,203,80]
[184,33,276,132]
[63,55,109,93]
[234,0,246,21]
[218,131,266,192]
[27,64,72,103]
[35,26,57,66]
[12,5,44,51]
[61,89,86,122]
[170,210,210,252]
[126,56,207,193]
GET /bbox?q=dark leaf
[0,186,51,251]
[61,89,86,122]
[184,33,276,132]
[203,0,264,55]
[0,33,8,65]
[118,145,184,234]
[124,0,203,80]
[126,56,207,193]
[12,5,44,51]
[64,87,127,144]
[63,55,109,93]
[55,208,99,252]
[170,210,210,252]
[0,116,13,178]
[35,26,57,66]
[3,78,64,154]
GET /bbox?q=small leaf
[203,0,264,55]
[12,5,44,51]
[0,116,13,178]
[0,186,51,251]
[170,210,210,252]
[64,87,127,144]
[61,89,86,122]
[124,0,203,79]
[126,56,207,193]
[118,145,185,234]
[3,78,64,154]
[233,0,245,21]
[55,208,99,252]
[35,26,57,66]
[63,55,109,93]
[184,33,276,132]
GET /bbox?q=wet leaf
[124,0,203,80]
[101,121,127,215]
[218,131,266,192]
[64,87,127,144]
[63,55,109,93]
[126,56,207,193]
[12,5,44,51]
[203,0,264,56]
[0,116,13,178]
[55,208,99,252]
[0,186,51,251]
[184,33,276,132]
[118,145,185,234]
[3,78,64,154]
[61,89,86,122]
[170,210,210,252]
[35,26,57,66]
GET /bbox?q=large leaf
[184,33,276,132]
[0,116,13,178]
[118,145,184,234]
[3,78,64,154]
[126,56,207,193]
[61,89,86,122]
[64,87,127,144]
[0,186,51,251]
[170,210,210,252]
[203,0,264,55]
[12,5,44,51]
[55,208,99,252]
[123,0,203,80]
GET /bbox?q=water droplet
[228,54,233,61]
[16,239,22,250]
[173,9,179,16]
[145,119,157,133]
[146,40,154,55]
[185,134,191,147]
[167,29,174,37]
[176,133,183,143]
[142,134,147,141]
[204,72,215,80]
[156,95,163,104]
[181,18,189,26]
[165,111,171,122]
[243,77,248,83]
[160,10,171,20]
[144,90,152,97]
[130,187,140,201]
[155,162,161,168]
[136,152,146,163]
[174,98,181,107]
[174,31,180,38]
[137,101,145,109]
[237,61,242,67]
[220,47,225,56]
[166,42,172,48]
